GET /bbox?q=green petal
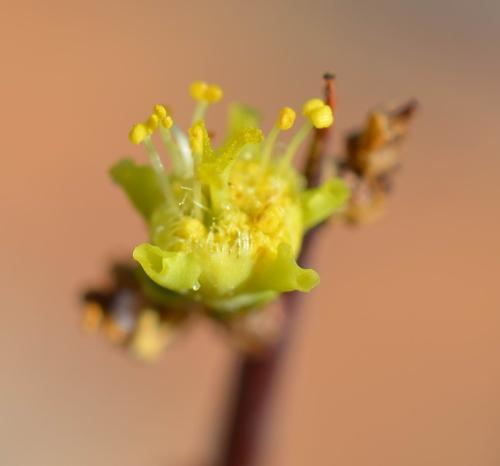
[110,159,163,220]
[133,243,202,294]
[249,243,320,293]
[301,177,351,230]
[225,103,261,142]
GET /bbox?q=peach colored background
[1,1,499,465]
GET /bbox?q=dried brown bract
[339,100,418,224]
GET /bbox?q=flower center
[151,159,301,259]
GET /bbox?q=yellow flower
[111,82,349,312]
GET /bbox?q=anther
[303,98,325,116]
[190,81,209,101]
[153,104,168,118]
[309,105,334,129]
[129,123,149,145]
[147,114,160,132]
[161,116,173,129]
[205,85,223,103]
[278,107,296,131]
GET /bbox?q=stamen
[261,126,280,165]
[280,100,334,167]
[147,105,185,177]
[147,114,160,132]
[189,81,223,123]
[308,105,334,129]
[205,84,223,103]
[192,101,208,124]
[189,125,205,156]
[303,98,334,129]
[142,136,176,209]
[129,123,149,145]
[171,125,194,177]
[261,107,296,165]
[303,98,324,116]
[153,104,168,119]
[188,124,206,220]
[278,107,296,131]
[158,125,186,176]
[280,122,312,167]
[190,81,209,100]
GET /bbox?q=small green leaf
[110,159,163,220]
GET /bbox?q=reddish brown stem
[216,75,336,466]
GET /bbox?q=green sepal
[134,266,189,309]
[196,248,255,297]
[133,243,202,294]
[207,291,278,314]
[110,159,163,220]
[249,243,320,293]
[301,177,351,231]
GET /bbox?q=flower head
[111,82,349,312]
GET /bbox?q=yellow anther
[278,107,296,131]
[177,217,207,240]
[205,84,223,103]
[189,125,204,154]
[190,81,208,101]
[129,123,149,144]
[309,104,334,129]
[147,114,160,132]
[302,98,325,116]
[190,81,223,103]
[161,115,173,129]
[256,205,283,236]
[153,104,168,118]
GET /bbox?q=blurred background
[1,0,499,465]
